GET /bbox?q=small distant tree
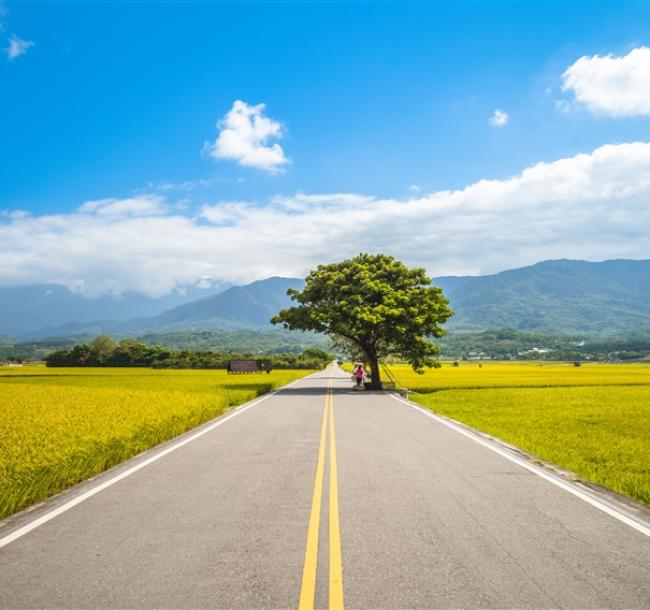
[271,253,453,390]
[88,335,116,363]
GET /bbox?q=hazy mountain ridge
[0,282,231,337]
[435,259,650,334]
[2,259,649,339]
[13,277,305,339]
[154,277,305,327]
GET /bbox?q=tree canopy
[271,253,453,389]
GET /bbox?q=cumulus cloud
[6,35,34,60]
[1,142,650,296]
[204,100,290,173]
[488,109,509,127]
[561,47,650,117]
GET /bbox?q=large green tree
[271,253,453,389]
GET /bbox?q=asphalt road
[1,366,649,609]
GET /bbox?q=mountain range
[0,281,230,337]
[4,278,305,339]
[436,258,650,335]
[2,259,649,339]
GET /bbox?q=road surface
[1,366,649,609]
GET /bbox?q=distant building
[518,347,552,356]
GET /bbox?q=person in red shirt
[353,363,365,390]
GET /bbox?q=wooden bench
[259,360,273,373]
[227,359,273,374]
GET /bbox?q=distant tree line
[45,336,333,370]
[438,329,650,362]
[1,329,329,363]
[6,329,650,365]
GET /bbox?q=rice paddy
[386,362,650,506]
[3,361,649,519]
[0,366,310,519]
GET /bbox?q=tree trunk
[366,351,382,390]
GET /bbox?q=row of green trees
[436,329,650,361]
[0,330,330,363]
[45,336,333,370]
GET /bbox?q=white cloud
[561,47,650,117]
[78,195,167,217]
[1,209,30,220]
[488,109,509,127]
[204,100,290,173]
[270,192,374,210]
[199,200,254,225]
[408,184,422,193]
[6,35,34,60]
[1,142,650,296]
[146,177,224,193]
[555,99,572,113]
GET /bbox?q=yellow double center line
[298,380,344,610]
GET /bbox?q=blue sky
[1,1,650,294]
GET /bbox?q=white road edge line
[0,376,306,550]
[389,393,650,538]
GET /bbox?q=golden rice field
[0,366,310,519]
[386,362,650,506]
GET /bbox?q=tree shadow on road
[274,386,379,397]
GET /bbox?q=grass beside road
[388,362,650,506]
[0,366,311,520]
